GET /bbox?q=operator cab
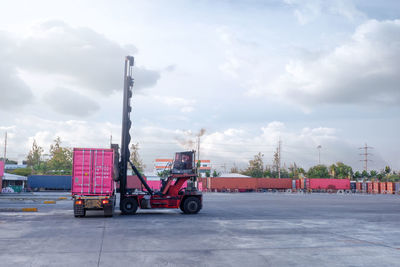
[171,151,196,175]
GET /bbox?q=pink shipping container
[308,178,350,191]
[295,180,300,189]
[0,161,4,192]
[0,160,4,177]
[71,148,115,196]
[256,178,292,189]
[147,180,162,190]
[116,175,147,191]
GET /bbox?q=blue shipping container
[28,175,71,190]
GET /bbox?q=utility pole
[359,143,373,172]
[317,145,322,165]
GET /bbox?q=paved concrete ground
[0,192,400,267]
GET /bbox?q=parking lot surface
[0,192,400,266]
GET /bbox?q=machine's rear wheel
[121,198,138,215]
[183,197,201,214]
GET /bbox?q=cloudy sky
[0,0,399,172]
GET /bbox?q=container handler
[72,56,202,217]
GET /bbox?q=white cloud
[249,19,400,109]
[283,0,365,25]
[196,121,373,171]
[43,87,100,117]
[153,95,196,113]
[0,33,33,110]
[2,20,160,96]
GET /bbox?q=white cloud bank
[249,19,400,110]
[0,20,161,116]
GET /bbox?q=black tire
[74,204,86,217]
[74,209,85,217]
[183,197,201,214]
[179,203,185,212]
[104,201,114,217]
[120,198,138,215]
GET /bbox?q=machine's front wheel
[120,198,138,215]
[183,197,201,214]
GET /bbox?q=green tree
[288,163,304,179]
[307,165,330,178]
[47,137,72,174]
[26,139,44,174]
[263,167,272,178]
[361,170,369,178]
[280,168,290,178]
[241,152,264,178]
[205,170,211,177]
[129,143,145,172]
[0,158,17,164]
[329,162,353,178]
[370,170,377,177]
[11,168,32,176]
[384,166,391,175]
[212,170,220,177]
[353,171,361,179]
[157,169,170,179]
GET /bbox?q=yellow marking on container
[58,197,67,200]
[43,200,56,204]
[22,208,38,212]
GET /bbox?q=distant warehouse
[28,175,71,191]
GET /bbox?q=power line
[359,143,373,172]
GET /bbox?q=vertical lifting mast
[117,56,152,206]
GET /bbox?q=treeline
[8,139,146,177]
[8,137,72,176]
[229,152,399,181]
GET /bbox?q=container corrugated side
[356,182,361,191]
[209,177,257,191]
[395,182,400,194]
[379,182,386,194]
[308,178,350,190]
[256,178,292,189]
[28,175,72,190]
[367,182,373,193]
[386,182,393,194]
[373,182,379,194]
[71,148,114,196]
